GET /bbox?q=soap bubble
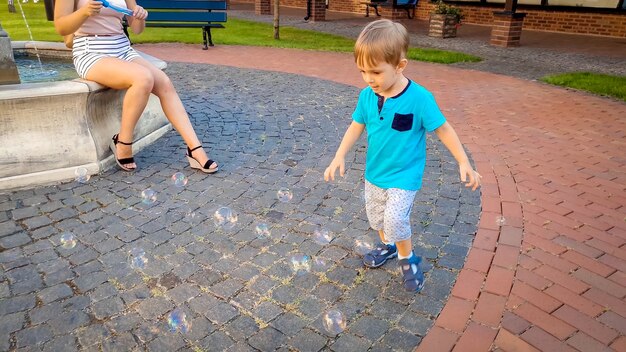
[59,232,76,249]
[311,256,328,272]
[496,216,506,227]
[313,227,333,245]
[322,310,346,335]
[167,309,191,333]
[148,205,172,223]
[141,189,157,205]
[184,210,198,225]
[255,223,271,239]
[277,188,293,203]
[213,207,238,230]
[171,172,188,188]
[290,253,311,275]
[128,247,148,270]
[354,235,374,256]
[175,204,198,225]
[74,167,90,183]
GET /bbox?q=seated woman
[54,0,218,173]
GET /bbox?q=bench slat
[361,0,417,18]
[138,0,227,10]
[147,11,227,22]
[146,23,225,28]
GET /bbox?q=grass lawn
[1,2,481,64]
[541,72,626,102]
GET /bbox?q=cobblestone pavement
[0,64,480,351]
[135,42,626,352]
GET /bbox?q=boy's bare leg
[377,230,388,243]
[396,238,413,257]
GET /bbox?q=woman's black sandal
[110,134,136,172]
[186,145,218,174]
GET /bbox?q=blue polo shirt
[352,80,446,191]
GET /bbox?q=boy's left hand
[460,162,481,191]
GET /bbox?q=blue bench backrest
[137,0,227,23]
[395,0,418,6]
[146,11,226,22]
[138,0,227,10]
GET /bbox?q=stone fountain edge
[0,41,171,191]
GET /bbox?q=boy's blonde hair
[354,19,409,68]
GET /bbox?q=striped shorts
[72,34,140,78]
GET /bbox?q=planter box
[429,13,458,38]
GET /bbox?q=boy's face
[358,59,407,97]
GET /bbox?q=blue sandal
[398,253,425,293]
[363,243,397,268]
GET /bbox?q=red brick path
[137,44,626,351]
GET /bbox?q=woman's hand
[132,5,148,20]
[82,0,103,16]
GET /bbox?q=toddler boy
[324,19,481,292]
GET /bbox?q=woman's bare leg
[86,57,154,169]
[132,57,217,170]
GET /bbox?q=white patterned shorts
[72,34,140,79]
[364,180,417,242]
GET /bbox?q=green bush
[432,0,464,23]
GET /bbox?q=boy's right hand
[324,157,345,182]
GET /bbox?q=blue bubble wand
[100,0,133,16]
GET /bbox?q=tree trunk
[273,0,279,39]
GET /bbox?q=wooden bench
[360,0,418,19]
[136,0,227,50]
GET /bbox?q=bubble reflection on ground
[276,187,293,203]
[74,167,90,183]
[141,188,157,205]
[59,232,77,249]
[322,309,347,335]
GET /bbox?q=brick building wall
[414,3,626,37]
[238,0,369,14]
[240,0,626,37]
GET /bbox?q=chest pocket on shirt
[391,113,413,132]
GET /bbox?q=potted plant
[428,0,463,38]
